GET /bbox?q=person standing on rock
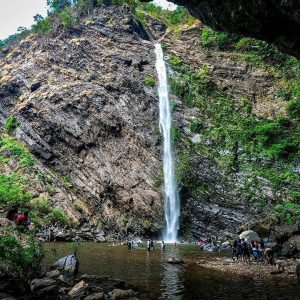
[147,240,151,252]
[241,238,250,264]
[161,241,166,252]
[150,240,154,251]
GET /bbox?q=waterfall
[155,44,180,242]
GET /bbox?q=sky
[0,0,176,40]
[0,0,48,40]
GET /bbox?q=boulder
[45,270,60,279]
[95,234,106,242]
[239,230,260,242]
[111,289,136,299]
[68,280,88,299]
[288,235,300,255]
[167,257,184,264]
[55,231,66,241]
[202,243,218,252]
[30,278,57,292]
[54,254,79,279]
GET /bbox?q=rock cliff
[0,4,299,240]
[159,0,300,58]
[0,6,164,236]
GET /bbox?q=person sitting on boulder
[16,211,30,227]
[5,204,19,221]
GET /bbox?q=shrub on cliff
[4,116,19,134]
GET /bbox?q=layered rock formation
[0,6,164,236]
[165,0,300,58]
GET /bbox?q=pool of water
[44,243,299,299]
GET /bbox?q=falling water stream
[155,44,180,242]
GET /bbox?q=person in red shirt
[16,211,29,226]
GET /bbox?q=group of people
[5,204,31,229]
[125,240,166,252]
[231,237,274,264]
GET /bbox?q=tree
[33,14,44,23]
[47,0,73,12]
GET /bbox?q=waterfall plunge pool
[44,243,298,299]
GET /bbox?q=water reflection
[160,246,185,299]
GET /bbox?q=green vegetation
[275,202,300,224]
[135,3,195,28]
[58,7,75,27]
[0,234,44,290]
[168,37,300,223]
[189,119,203,133]
[4,116,19,134]
[48,208,70,225]
[201,27,231,48]
[144,76,155,87]
[0,136,35,166]
[0,0,195,48]
[74,202,83,213]
[0,174,30,206]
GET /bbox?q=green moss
[144,76,155,87]
[275,202,300,224]
[189,119,203,133]
[48,208,70,226]
[0,173,30,206]
[4,116,19,134]
[0,136,34,166]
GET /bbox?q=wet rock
[45,270,60,279]
[167,257,184,264]
[54,254,79,280]
[30,278,57,291]
[83,293,105,300]
[111,289,136,299]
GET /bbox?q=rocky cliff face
[0,5,298,240]
[163,25,299,237]
[165,0,300,58]
[0,6,164,236]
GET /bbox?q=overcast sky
[0,0,177,40]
